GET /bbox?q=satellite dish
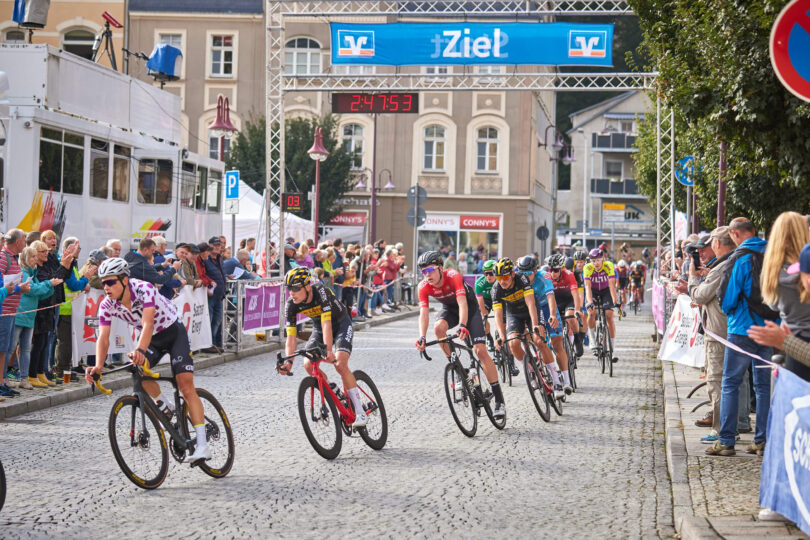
[146,44,182,84]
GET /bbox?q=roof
[129,0,263,14]
[566,91,639,135]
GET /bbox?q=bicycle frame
[504,331,553,395]
[420,333,479,378]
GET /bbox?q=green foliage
[629,0,810,230]
[225,115,354,227]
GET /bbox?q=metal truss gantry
[655,100,675,268]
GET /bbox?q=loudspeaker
[12,0,51,29]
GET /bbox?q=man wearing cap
[195,243,214,292]
[283,244,297,274]
[688,228,736,443]
[176,244,202,288]
[81,249,108,289]
[204,237,226,352]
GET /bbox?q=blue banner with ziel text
[330,22,613,67]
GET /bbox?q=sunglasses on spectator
[483,271,494,277]
[421,266,438,276]
[102,279,119,288]
[288,284,305,292]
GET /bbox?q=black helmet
[573,250,587,261]
[549,254,566,269]
[564,257,575,271]
[417,250,443,269]
[495,257,515,276]
[516,255,538,272]
[642,247,651,258]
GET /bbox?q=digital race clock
[331,93,419,114]
[282,192,303,213]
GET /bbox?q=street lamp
[307,126,329,244]
[539,125,575,251]
[208,94,237,161]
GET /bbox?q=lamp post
[307,127,329,244]
[539,125,575,251]
[208,95,238,249]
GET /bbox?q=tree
[629,0,810,230]
[225,114,354,227]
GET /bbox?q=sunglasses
[288,284,305,292]
[421,266,438,276]
[550,268,561,273]
[102,279,119,288]
[483,271,494,277]
[496,274,512,282]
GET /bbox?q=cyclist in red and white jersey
[414,251,505,418]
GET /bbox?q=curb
[0,308,418,421]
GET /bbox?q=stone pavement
[0,306,672,538]
[662,359,810,539]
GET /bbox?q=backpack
[717,247,780,321]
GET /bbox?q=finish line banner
[759,367,810,535]
[330,22,613,66]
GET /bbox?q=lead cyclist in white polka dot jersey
[85,257,211,463]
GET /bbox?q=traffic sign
[770,0,810,103]
[602,203,626,223]
[225,170,240,199]
[675,156,695,186]
[406,207,426,227]
[536,225,549,241]
[590,229,603,236]
[406,185,427,206]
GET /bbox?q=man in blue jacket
[707,217,776,457]
[124,238,183,286]
[204,237,226,352]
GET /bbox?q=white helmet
[617,260,627,268]
[97,257,130,279]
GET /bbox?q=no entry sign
[770,0,810,102]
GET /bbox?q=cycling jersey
[418,269,476,309]
[98,278,178,333]
[474,274,494,309]
[545,269,577,310]
[583,261,616,292]
[526,272,554,307]
[616,265,628,278]
[629,269,644,282]
[491,273,534,313]
[285,282,349,337]
[573,269,585,290]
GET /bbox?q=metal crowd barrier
[222,278,284,353]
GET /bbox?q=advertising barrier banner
[244,284,284,332]
[71,286,212,364]
[759,367,810,536]
[658,294,705,367]
[331,22,613,66]
[652,280,665,334]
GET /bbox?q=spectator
[368,248,387,315]
[707,217,776,457]
[222,249,257,280]
[124,238,184,287]
[282,244,297,274]
[758,212,810,382]
[204,236,226,352]
[151,235,173,263]
[457,252,470,274]
[357,247,374,318]
[223,246,232,259]
[81,250,108,289]
[379,247,403,306]
[295,243,314,269]
[444,251,459,270]
[176,244,202,288]
[106,238,122,258]
[687,228,736,443]
[25,231,41,245]
[0,230,32,394]
[332,238,345,293]
[195,243,215,294]
[55,237,92,376]
[14,244,60,389]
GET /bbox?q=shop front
[417,212,502,271]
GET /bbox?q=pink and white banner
[658,294,705,367]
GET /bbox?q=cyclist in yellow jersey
[583,248,620,363]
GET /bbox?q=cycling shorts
[556,296,575,313]
[631,278,643,287]
[483,296,493,313]
[541,303,563,338]
[307,315,354,354]
[505,308,545,336]
[591,288,614,310]
[618,277,629,290]
[438,303,487,345]
[143,321,194,376]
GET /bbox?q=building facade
[558,91,655,255]
[127,0,265,158]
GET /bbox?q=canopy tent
[222,180,313,249]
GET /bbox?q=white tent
[222,180,313,248]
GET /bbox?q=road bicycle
[420,332,506,437]
[561,313,579,392]
[504,330,563,421]
[591,300,615,377]
[92,363,234,490]
[485,323,515,387]
[630,283,641,315]
[276,346,387,460]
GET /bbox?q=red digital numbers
[333,93,418,114]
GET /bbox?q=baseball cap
[692,232,712,249]
[208,236,222,246]
[710,226,730,240]
[800,243,810,273]
[87,249,107,264]
[284,244,295,251]
[293,242,300,248]
[189,244,200,254]
[197,242,210,252]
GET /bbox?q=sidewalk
[0,306,418,421]
[662,359,809,539]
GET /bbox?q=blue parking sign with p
[225,171,239,199]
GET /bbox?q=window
[605,159,623,179]
[417,230,457,258]
[423,125,446,171]
[334,65,375,75]
[476,65,504,84]
[159,33,183,77]
[90,139,109,199]
[4,30,25,44]
[208,134,231,160]
[284,38,320,75]
[112,145,130,202]
[207,170,222,212]
[180,162,196,207]
[459,231,499,262]
[620,120,634,133]
[62,29,96,60]
[210,34,234,77]
[425,66,450,84]
[195,166,208,210]
[342,124,364,170]
[476,127,499,173]
[39,128,83,195]
[137,159,173,204]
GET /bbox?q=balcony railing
[591,132,637,151]
[590,178,639,196]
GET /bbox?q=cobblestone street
[1,309,672,538]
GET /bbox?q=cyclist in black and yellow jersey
[583,248,620,364]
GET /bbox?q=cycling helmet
[97,257,130,279]
[516,255,538,273]
[573,250,587,261]
[642,248,651,258]
[540,264,550,273]
[285,267,311,288]
[589,248,603,259]
[544,255,553,266]
[495,257,515,276]
[564,257,575,271]
[617,259,627,268]
[636,260,645,267]
[549,254,566,269]
[482,259,496,272]
[599,242,608,251]
[417,250,443,269]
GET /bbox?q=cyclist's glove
[415,336,426,348]
[585,302,594,310]
[457,324,469,340]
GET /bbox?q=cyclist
[583,248,620,364]
[616,259,630,313]
[84,258,211,463]
[635,259,648,303]
[474,260,517,376]
[519,255,572,396]
[414,251,506,418]
[629,261,645,306]
[546,254,585,358]
[278,267,368,428]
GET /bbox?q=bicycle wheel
[443,363,477,437]
[564,333,577,391]
[494,347,507,383]
[607,324,615,378]
[0,459,5,512]
[523,351,551,422]
[353,370,388,450]
[108,395,169,490]
[179,388,235,478]
[502,347,514,387]
[543,362,563,416]
[297,376,343,459]
[595,320,606,374]
[476,363,505,430]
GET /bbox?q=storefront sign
[421,214,460,230]
[331,22,614,67]
[460,215,500,230]
[329,212,367,226]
